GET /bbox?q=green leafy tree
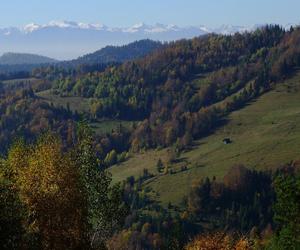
[74,123,128,248]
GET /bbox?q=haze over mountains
[0,21,270,60]
[0,40,163,74]
[0,52,57,65]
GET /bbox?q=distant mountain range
[0,21,297,67]
[0,40,164,74]
[0,52,57,65]
[0,21,275,60]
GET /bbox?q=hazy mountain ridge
[0,21,270,60]
[0,40,163,74]
[0,52,58,65]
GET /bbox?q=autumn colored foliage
[185,233,252,250]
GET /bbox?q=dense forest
[73,39,163,65]
[1,25,300,249]
[46,25,300,152]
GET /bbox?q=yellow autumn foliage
[185,232,252,250]
[12,135,88,250]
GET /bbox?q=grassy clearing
[110,72,300,206]
[91,120,136,135]
[110,148,170,184]
[2,78,40,85]
[36,90,92,113]
[36,90,137,135]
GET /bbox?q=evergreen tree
[271,170,300,249]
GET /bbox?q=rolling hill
[73,39,163,64]
[3,25,300,207]
[0,52,58,65]
[110,71,300,206]
[0,40,162,74]
[2,24,300,249]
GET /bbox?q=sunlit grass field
[111,72,300,206]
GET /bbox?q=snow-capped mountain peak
[18,21,255,35]
[0,21,296,60]
[123,23,149,33]
[21,20,107,33]
[23,23,41,33]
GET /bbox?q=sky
[0,0,300,28]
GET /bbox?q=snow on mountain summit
[23,23,41,33]
[1,21,295,60]
[21,21,106,33]
[18,21,253,34]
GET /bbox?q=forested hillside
[2,25,300,172]
[49,25,300,150]
[73,39,163,65]
[1,25,300,249]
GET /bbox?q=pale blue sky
[0,0,299,28]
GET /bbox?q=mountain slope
[73,39,162,64]
[110,71,300,205]
[0,52,58,65]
